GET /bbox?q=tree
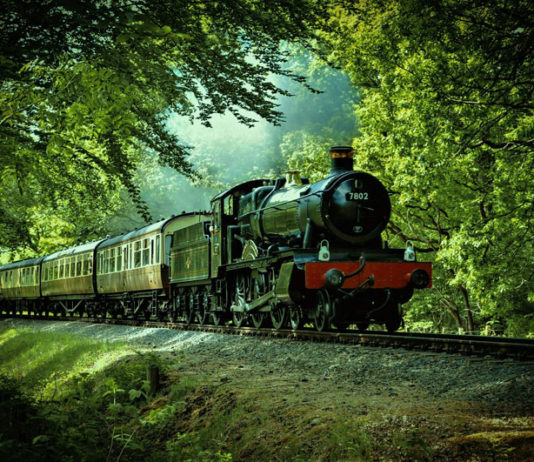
[0,0,327,255]
[321,0,534,334]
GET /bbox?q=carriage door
[211,200,223,276]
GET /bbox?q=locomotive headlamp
[410,269,430,289]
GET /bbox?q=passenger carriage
[0,257,43,315]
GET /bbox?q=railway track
[4,313,534,360]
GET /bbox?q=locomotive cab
[209,179,274,272]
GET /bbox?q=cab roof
[211,179,273,202]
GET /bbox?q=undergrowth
[0,327,231,461]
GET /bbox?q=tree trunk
[459,285,475,334]
[441,298,463,331]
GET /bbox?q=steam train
[0,147,432,332]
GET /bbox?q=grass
[0,325,380,461]
[0,327,131,397]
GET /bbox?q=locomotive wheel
[169,293,181,322]
[251,311,267,329]
[232,273,248,327]
[250,272,268,328]
[168,310,177,322]
[232,311,245,328]
[184,291,194,325]
[196,290,209,325]
[270,304,287,330]
[314,290,331,332]
[184,307,194,325]
[289,306,303,330]
[211,312,221,326]
[196,306,207,325]
[385,303,402,333]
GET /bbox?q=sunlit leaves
[324,0,534,334]
[0,0,325,256]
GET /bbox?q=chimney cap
[330,146,354,158]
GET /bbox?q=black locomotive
[0,146,431,332]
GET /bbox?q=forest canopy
[0,0,325,252]
[319,0,534,334]
[0,0,533,334]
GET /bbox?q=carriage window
[134,241,141,268]
[70,257,75,277]
[88,257,93,274]
[83,254,89,275]
[155,235,161,264]
[123,245,129,270]
[142,238,149,266]
[116,247,122,271]
[109,248,115,273]
[59,261,64,278]
[53,262,59,280]
[103,250,109,273]
[165,235,172,266]
[150,238,154,265]
[76,256,82,276]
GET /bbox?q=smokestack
[330,146,354,175]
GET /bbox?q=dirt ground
[160,337,534,461]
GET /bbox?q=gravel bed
[3,317,533,415]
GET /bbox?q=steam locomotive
[0,147,432,332]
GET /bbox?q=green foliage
[326,421,372,460]
[0,0,327,255]
[392,428,433,461]
[0,327,185,461]
[166,432,233,462]
[321,0,534,334]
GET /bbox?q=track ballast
[4,314,534,361]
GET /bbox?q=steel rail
[3,313,534,360]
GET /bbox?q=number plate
[346,192,369,201]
